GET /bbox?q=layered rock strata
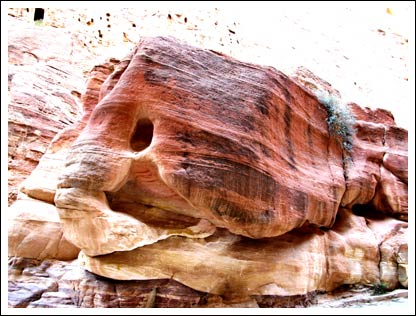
[9,36,408,305]
[7,17,94,205]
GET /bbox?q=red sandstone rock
[55,36,346,255]
[7,18,87,205]
[342,104,408,221]
[19,58,120,205]
[9,36,408,304]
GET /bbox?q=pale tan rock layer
[7,258,319,308]
[9,36,408,298]
[8,196,80,261]
[81,209,403,296]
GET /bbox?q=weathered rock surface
[291,68,408,221]
[7,258,268,308]
[342,104,408,221]
[8,36,408,306]
[367,217,408,289]
[79,208,406,298]
[7,4,411,203]
[7,258,409,308]
[8,4,412,130]
[8,196,79,261]
[7,17,89,205]
[18,58,120,205]
[54,36,347,253]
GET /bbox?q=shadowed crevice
[130,119,154,152]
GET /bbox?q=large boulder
[54,36,346,256]
[9,36,408,303]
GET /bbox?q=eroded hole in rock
[352,204,386,220]
[130,119,154,152]
[34,8,44,21]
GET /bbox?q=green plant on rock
[372,282,389,295]
[34,19,43,26]
[315,91,356,154]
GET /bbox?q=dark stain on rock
[179,156,277,203]
[140,54,154,65]
[307,124,313,148]
[260,143,272,158]
[272,75,296,131]
[143,68,170,85]
[292,190,308,213]
[254,90,271,116]
[185,129,258,162]
[306,124,315,166]
[211,198,275,225]
[177,131,194,145]
[387,126,407,144]
[181,152,191,171]
[144,70,156,83]
[284,103,297,170]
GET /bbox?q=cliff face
[7,4,410,205]
[8,36,408,307]
[5,6,246,207]
[7,18,84,205]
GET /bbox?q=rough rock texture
[7,3,411,204]
[367,218,408,289]
[8,36,408,306]
[79,209,380,297]
[8,258,314,308]
[18,58,120,205]
[342,104,408,221]
[291,69,409,221]
[7,18,91,205]
[8,258,78,308]
[8,196,80,261]
[55,36,347,252]
[7,258,408,308]
[7,4,411,130]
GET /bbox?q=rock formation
[8,36,408,307]
[7,17,96,205]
